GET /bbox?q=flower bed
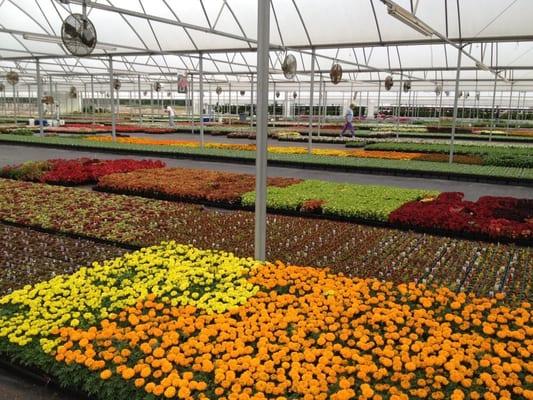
[241,180,437,222]
[1,158,165,185]
[390,192,533,241]
[0,179,530,301]
[3,135,531,183]
[0,223,125,295]
[84,136,483,164]
[50,124,178,134]
[97,168,301,205]
[364,142,533,168]
[0,242,531,400]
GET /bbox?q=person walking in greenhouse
[165,105,175,127]
[340,105,355,137]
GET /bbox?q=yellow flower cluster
[0,242,259,349]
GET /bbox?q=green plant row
[363,142,533,168]
[241,180,438,221]
[1,134,532,182]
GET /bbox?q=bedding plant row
[0,158,165,185]
[0,223,126,295]
[96,167,531,242]
[363,142,533,168]
[84,136,484,165]
[95,168,436,222]
[0,178,531,303]
[0,241,531,400]
[2,158,530,242]
[1,134,532,182]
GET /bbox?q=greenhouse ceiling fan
[24,0,115,54]
[61,0,97,57]
[282,54,297,80]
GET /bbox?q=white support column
[377,81,382,119]
[317,74,323,137]
[228,82,232,123]
[90,75,95,125]
[272,82,276,128]
[190,74,195,134]
[449,47,463,164]
[506,83,514,134]
[150,81,154,124]
[138,75,142,126]
[438,89,443,127]
[396,74,403,138]
[36,59,44,136]
[199,54,205,147]
[308,48,315,154]
[489,72,498,142]
[27,84,32,117]
[109,56,116,140]
[12,82,17,125]
[254,0,269,261]
[250,75,254,130]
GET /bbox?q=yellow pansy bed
[0,242,531,400]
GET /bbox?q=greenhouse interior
[0,0,532,399]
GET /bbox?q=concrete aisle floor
[0,144,532,200]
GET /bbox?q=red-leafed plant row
[389,192,533,241]
[0,158,165,185]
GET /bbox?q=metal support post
[308,48,316,154]
[317,74,323,137]
[254,0,270,261]
[396,74,403,138]
[138,75,142,125]
[449,47,463,164]
[272,82,276,128]
[250,75,254,129]
[489,72,498,142]
[199,54,205,147]
[36,59,44,136]
[109,56,116,140]
[506,84,514,134]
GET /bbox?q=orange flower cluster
[85,136,199,147]
[53,262,532,400]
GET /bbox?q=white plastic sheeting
[0,0,532,92]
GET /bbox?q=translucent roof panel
[1,0,533,93]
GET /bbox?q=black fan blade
[80,29,96,48]
[64,21,78,38]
